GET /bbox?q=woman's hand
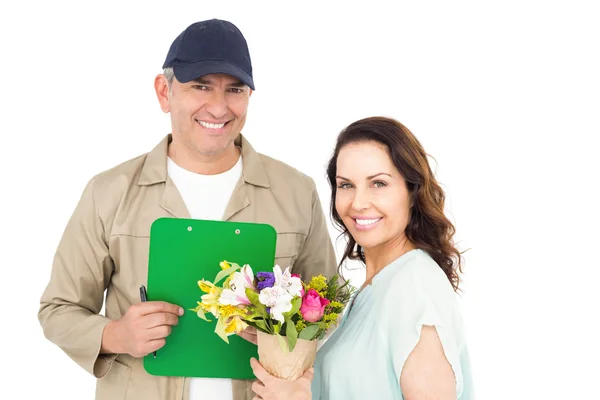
[237,326,258,345]
[250,358,313,400]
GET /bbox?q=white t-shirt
[167,155,243,400]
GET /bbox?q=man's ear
[155,74,171,113]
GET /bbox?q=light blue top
[312,249,474,399]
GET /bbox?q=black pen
[139,285,157,358]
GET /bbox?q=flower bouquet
[190,261,355,380]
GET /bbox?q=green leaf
[246,287,260,306]
[298,324,320,340]
[188,303,212,322]
[285,318,298,352]
[246,288,268,317]
[275,332,289,353]
[214,264,241,285]
[283,297,302,319]
[195,308,212,322]
[214,318,230,344]
[251,318,270,333]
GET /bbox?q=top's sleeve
[378,255,465,397]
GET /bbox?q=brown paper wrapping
[256,330,318,381]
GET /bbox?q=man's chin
[194,140,237,157]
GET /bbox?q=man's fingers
[146,338,167,354]
[250,358,273,384]
[147,324,172,340]
[146,312,180,328]
[138,301,184,316]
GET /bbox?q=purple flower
[257,272,276,291]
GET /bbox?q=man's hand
[101,301,183,357]
[238,326,258,345]
[250,358,313,400]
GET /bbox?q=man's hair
[163,67,175,94]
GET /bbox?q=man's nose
[205,90,228,119]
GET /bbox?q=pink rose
[300,289,330,322]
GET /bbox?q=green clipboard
[144,217,277,378]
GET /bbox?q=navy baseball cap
[162,19,255,90]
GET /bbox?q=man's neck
[168,141,241,175]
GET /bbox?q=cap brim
[173,60,255,90]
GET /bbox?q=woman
[250,116,474,399]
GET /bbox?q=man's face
[160,73,252,157]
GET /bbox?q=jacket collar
[138,134,270,188]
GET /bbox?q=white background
[1,1,599,399]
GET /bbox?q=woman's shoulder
[378,249,457,306]
[387,249,452,285]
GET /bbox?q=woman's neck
[363,235,415,288]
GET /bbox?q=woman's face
[335,141,412,251]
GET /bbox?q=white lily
[258,285,293,323]
[273,265,303,297]
[219,264,255,306]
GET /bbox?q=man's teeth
[356,218,381,226]
[199,121,226,129]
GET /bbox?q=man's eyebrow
[190,77,246,88]
[227,81,246,88]
[192,77,212,85]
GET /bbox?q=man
[38,19,337,400]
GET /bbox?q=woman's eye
[373,181,387,188]
[337,183,352,189]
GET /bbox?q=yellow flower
[220,260,231,270]
[307,275,328,292]
[296,319,306,332]
[220,304,246,317]
[224,315,248,334]
[215,305,249,340]
[323,312,340,329]
[200,284,223,317]
[328,301,344,313]
[198,279,215,293]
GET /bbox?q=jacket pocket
[274,232,303,269]
[95,359,131,400]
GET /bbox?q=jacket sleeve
[292,179,338,280]
[38,177,117,378]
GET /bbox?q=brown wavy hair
[326,116,464,292]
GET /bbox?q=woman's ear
[410,188,417,209]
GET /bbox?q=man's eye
[228,88,244,93]
[192,85,209,90]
